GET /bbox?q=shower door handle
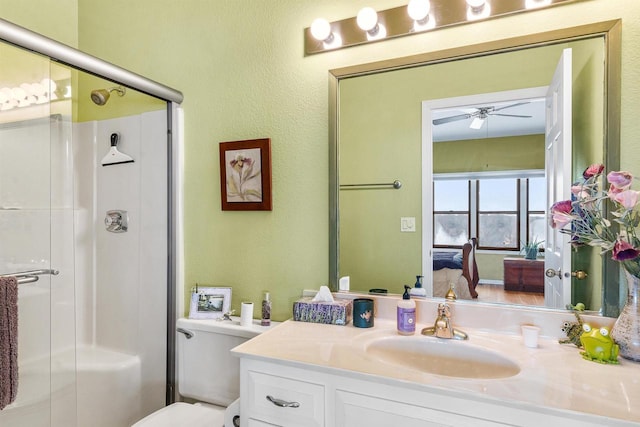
[105,210,128,233]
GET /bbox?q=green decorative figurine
[579,324,619,364]
[559,311,584,347]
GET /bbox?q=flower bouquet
[550,164,640,361]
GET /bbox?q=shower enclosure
[0,19,182,427]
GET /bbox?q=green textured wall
[3,0,640,320]
[0,0,79,47]
[433,136,545,173]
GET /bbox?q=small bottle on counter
[261,292,271,326]
[397,285,416,335]
[409,275,426,297]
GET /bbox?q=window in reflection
[479,178,518,249]
[433,172,545,251]
[433,179,469,246]
[528,176,547,244]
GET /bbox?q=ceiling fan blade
[492,101,530,112]
[432,113,471,125]
[490,113,532,118]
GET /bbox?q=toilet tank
[176,317,273,406]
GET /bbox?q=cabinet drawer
[335,390,501,427]
[247,370,324,427]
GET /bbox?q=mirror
[329,21,622,317]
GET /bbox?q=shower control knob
[105,210,128,233]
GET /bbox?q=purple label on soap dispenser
[397,307,415,333]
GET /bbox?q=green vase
[524,247,538,260]
[611,269,640,362]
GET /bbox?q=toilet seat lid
[132,402,225,427]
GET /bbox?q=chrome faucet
[421,303,468,340]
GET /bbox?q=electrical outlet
[401,217,416,232]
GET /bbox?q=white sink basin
[365,336,521,379]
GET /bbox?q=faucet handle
[438,303,450,318]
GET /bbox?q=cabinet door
[335,390,504,427]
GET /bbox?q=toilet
[133,317,273,426]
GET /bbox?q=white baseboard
[478,279,504,286]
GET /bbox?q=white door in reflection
[544,48,573,309]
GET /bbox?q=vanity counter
[233,318,640,425]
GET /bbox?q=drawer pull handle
[266,395,300,408]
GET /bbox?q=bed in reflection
[432,238,479,299]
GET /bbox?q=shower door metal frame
[0,17,184,406]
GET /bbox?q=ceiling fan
[432,101,533,129]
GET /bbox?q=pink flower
[612,240,640,262]
[583,163,604,179]
[607,171,633,190]
[608,183,625,197]
[550,200,574,229]
[571,185,590,200]
[612,190,640,210]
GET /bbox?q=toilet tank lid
[177,317,279,339]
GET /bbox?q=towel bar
[1,269,59,285]
[340,179,402,190]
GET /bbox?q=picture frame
[219,138,272,211]
[188,286,232,320]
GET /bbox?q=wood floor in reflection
[475,283,544,307]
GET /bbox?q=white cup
[240,302,254,327]
[521,325,541,348]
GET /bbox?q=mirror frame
[329,20,622,316]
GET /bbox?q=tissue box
[292,297,353,326]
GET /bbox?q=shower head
[90,86,126,106]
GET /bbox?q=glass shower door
[0,42,77,427]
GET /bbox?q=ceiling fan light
[470,117,485,129]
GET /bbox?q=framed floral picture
[188,286,232,320]
[219,138,272,211]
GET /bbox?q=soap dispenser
[397,285,416,335]
[409,275,426,297]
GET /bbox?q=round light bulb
[357,7,378,32]
[310,18,332,42]
[408,0,431,21]
[525,0,551,8]
[466,0,486,8]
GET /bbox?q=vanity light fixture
[357,7,387,40]
[407,0,435,32]
[310,18,343,50]
[303,0,582,55]
[466,0,491,21]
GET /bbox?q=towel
[0,276,18,410]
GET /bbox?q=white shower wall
[74,109,168,423]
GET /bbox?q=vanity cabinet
[239,358,618,427]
